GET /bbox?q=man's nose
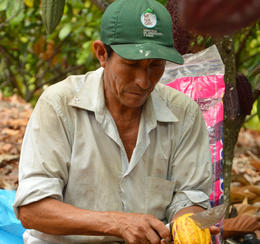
[134,68,150,90]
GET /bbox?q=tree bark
[214,37,245,216]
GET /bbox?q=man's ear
[93,40,108,68]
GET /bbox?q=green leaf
[70,0,84,8]
[86,12,93,22]
[257,96,260,120]
[10,7,24,25]
[156,0,167,5]
[0,0,8,11]
[24,0,34,8]
[6,0,23,19]
[59,23,71,40]
[84,28,92,37]
[196,35,204,45]
[85,0,91,8]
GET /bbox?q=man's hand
[20,198,171,243]
[113,212,171,244]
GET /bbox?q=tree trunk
[214,37,245,216]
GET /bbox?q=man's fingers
[149,219,171,242]
[161,239,172,244]
[145,228,162,244]
[116,212,171,243]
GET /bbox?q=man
[14,0,218,243]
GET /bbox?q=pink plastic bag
[160,45,225,243]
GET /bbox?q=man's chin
[121,99,146,109]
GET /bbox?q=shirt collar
[69,67,178,123]
[150,86,179,123]
[68,67,105,116]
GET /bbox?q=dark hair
[105,44,113,58]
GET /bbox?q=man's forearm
[19,197,171,243]
[19,197,121,236]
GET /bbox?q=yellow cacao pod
[41,0,65,34]
[172,213,212,244]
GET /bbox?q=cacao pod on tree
[41,0,66,34]
[223,82,240,120]
[236,73,254,116]
[172,213,212,244]
[166,0,191,55]
[177,0,260,36]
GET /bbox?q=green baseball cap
[101,0,184,64]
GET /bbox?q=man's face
[103,52,166,108]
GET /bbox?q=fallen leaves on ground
[0,93,32,190]
[227,128,260,240]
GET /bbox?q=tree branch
[0,45,17,64]
[0,14,18,29]
[0,43,28,82]
[0,2,23,30]
[0,46,23,96]
[244,112,257,123]
[25,65,85,101]
[90,0,109,12]
[41,65,85,87]
[235,26,254,65]
[240,52,260,63]
[253,89,260,102]
[34,35,70,90]
[249,64,260,78]
[214,37,246,217]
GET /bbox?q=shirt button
[74,96,80,103]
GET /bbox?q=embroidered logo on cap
[141,8,157,28]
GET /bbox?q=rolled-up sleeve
[13,94,71,218]
[166,101,212,222]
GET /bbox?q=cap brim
[110,43,184,65]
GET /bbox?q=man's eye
[126,62,138,66]
[151,62,163,67]
[126,62,138,67]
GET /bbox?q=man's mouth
[127,89,150,96]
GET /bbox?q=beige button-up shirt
[14,68,212,244]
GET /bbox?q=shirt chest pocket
[144,176,174,220]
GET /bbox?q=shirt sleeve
[13,94,71,218]
[166,101,213,222]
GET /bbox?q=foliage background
[0,0,102,104]
[0,0,259,128]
